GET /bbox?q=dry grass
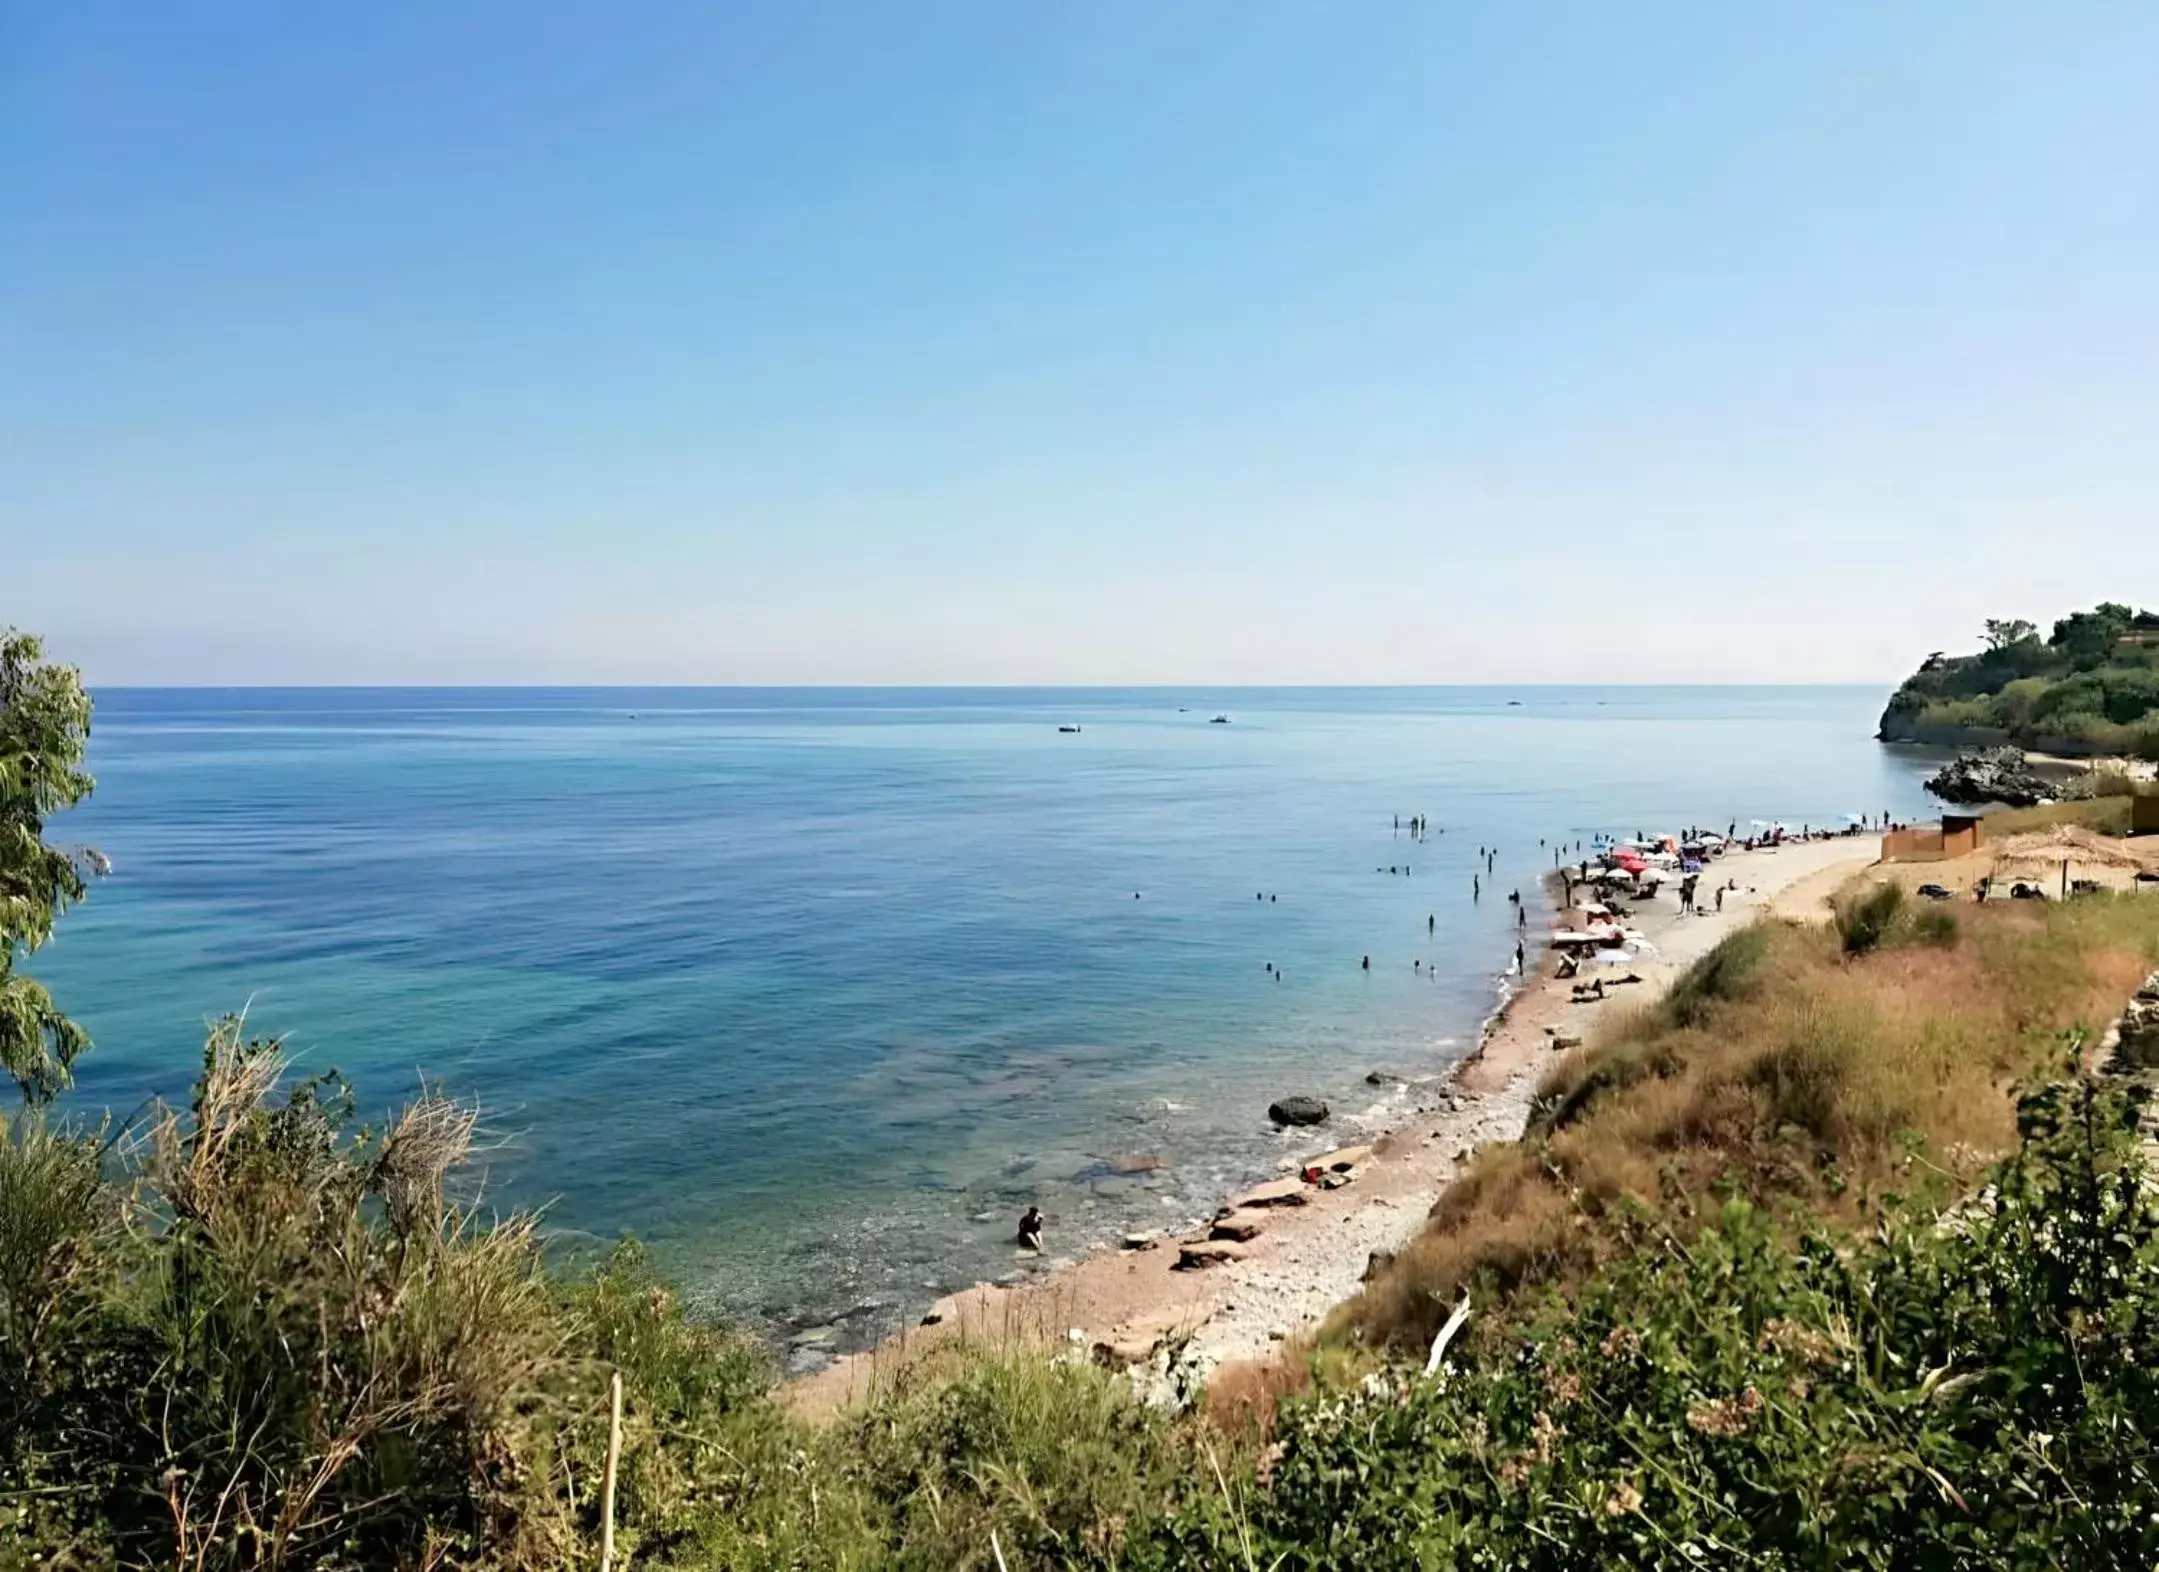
[1199,1347,1312,1440]
[1336,892,2159,1355]
[1982,796,2136,838]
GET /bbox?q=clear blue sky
[6,3,2154,685]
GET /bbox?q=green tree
[2051,602,2135,668]
[0,631,100,1105]
[1983,617,2037,650]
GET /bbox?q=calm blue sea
[32,687,1940,1352]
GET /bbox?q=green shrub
[1835,880,1905,954]
[1912,905,1960,947]
[1664,923,1775,1027]
[1140,1079,2159,1570]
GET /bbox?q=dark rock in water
[1924,746,2056,808]
[1268,1095,1330,1127]
[1365,1069,1405,1086]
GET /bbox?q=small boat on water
[1058,724,1081,734]
[1209,715,1230,724]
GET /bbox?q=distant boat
[1507,700,1522,707]
[1209,715,1230,724]
[1058,724,1081,734]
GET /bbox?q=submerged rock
[1924,746,2056,808]
[1268,1095,1330,1127]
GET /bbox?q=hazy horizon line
[87,679,1900,693]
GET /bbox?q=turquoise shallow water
[33,686,1939,1351]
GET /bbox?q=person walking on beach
[1515,939,1525,972]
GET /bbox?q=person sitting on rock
[1017,1206,1044,1252]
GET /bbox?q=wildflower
[1604,1480,1643,1517]
[1758,1318,1837,1366]
[1685,1385,1764,1439]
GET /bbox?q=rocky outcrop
[1175,1239,1250,1270]
[1268,1095,1329,1127]
[1229,1177,1312,1209]
[1924,746,2056,808]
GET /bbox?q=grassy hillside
[1877,602,2159,756]
[1340,885,2159,1356]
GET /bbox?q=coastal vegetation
[1340,876,2159,1358]
[1878,602,2159,757]
[9,624,2159,1568]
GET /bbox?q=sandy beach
[788,832,1884,1414]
